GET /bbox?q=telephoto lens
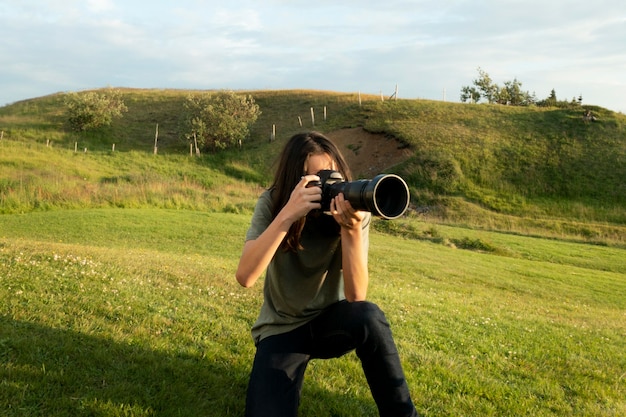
[316,170,410,220]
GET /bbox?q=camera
[310,170,410,220]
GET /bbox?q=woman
[236,131,418,417]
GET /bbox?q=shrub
[64,89,127,131]
[181,91,261,152]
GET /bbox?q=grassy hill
[1,88,625,245]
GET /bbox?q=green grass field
[1,209,624,416]
[1,89,625,416]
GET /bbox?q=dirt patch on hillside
[325,127,412,177]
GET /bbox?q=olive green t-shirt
[245,190,370,344]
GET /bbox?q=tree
[460,85,481,103]
[460,68,533,106]
[500,78,531,105]
[64,89,127,131]
[460,67,498,104]
[182,91,261,152]
[473,67,499,104]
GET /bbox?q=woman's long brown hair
[270,131,352,251]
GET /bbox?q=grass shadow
[1,318,380,416]
[1,317,248,416]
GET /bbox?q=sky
[1,0,625,113]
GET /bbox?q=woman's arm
[235,211,291,288]
[235,175,322,288]
[330,193,369,302]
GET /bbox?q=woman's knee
[346,301,399,358]
[347,301,391,332]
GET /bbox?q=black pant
[245,300,419,417]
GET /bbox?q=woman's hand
[329,192,365,230]
[282,174,323,223]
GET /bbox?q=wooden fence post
[298,116,303,127]
[153,123,159,155]
[323,106,327,121]
[310,107,315,126]
[193,132,200,155]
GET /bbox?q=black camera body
[310,170,410,220]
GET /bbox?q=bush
[181,91,261,152]
[64,89,127,131]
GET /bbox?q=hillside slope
[1,89,625,242]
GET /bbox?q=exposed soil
[325,127,412,177]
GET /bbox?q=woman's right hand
[282,174,322,223]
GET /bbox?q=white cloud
[1,0,624,112]
[87,0,116,13]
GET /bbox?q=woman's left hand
[330,193,365,230]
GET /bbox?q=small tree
[64,89,127,131]
[499,78,532,105]
[460,67,498,103]
[182,91,261,152]
[461,68,532,106]
[473,67,499,103]
[460,85,481,103]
